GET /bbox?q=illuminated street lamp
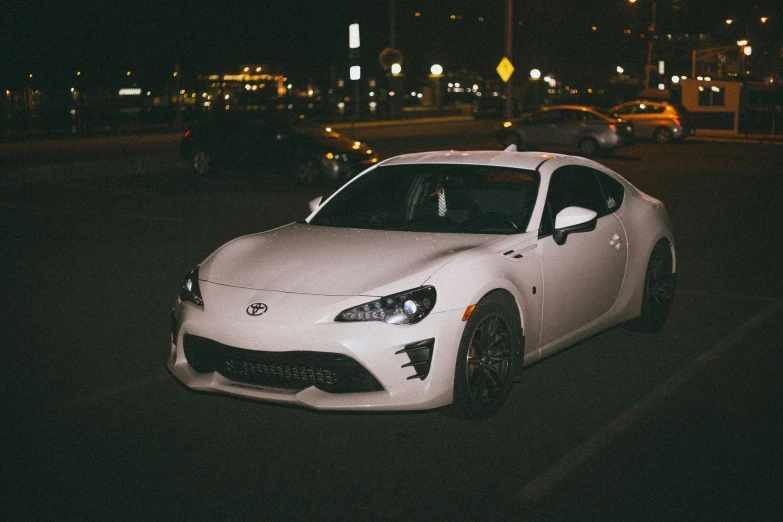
[529,69,541,80]
[390,63,402,75]
[737,40,752,76]
[429,64,444,114]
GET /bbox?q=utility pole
[504,0,513,120]
[644,0,657,91]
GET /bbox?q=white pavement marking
[515,298,783,503]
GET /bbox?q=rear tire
[502,134,522,150]
[653,127,673,144]
[192,149,214,176]
[625,240,675,332]
[296,159,322,184]
[579,138,599,157]
[443,294,520,420]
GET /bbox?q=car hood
[199,223,499,296]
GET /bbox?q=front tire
[444,295,519,420]
[625,240,675,332]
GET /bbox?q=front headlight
[179,266,203,306]
[336,286,436,325]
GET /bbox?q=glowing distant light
[118,88,141,96]
[450,14,456,20]
[591,26,597,31]
[430,64,443,75]
[760,17,768,23]
[70,87,74,92]
[415,12,420,17]
[173,71,178,77]
[349,23,360,49]
[530,69,541,79]
[737,39,748,46]
[224,94,229,100]
[616,66,624,74]
[126,71,131,76]
[697,76,704,81]
[658,83,665,90]
[243,67,249,72]
[726,19,733,25]
[391,63,402,75]
[744,46,752,56]
[350,65,361,80]
[704,76,711,81]
[549,78,557,87]
[712,86,720,92]
[671,76,680,84]
[256,67,261,72]
[325,127,332,132]
[76,71,81,76]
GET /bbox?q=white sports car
[168,149,676,419]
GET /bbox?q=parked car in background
[496,105,634,157]
[608,101,695,144]
[179,112,378,182]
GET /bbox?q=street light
[429,64,444,114]
[737,40,752,77]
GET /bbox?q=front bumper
[168,284,465,411]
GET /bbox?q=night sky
[2,0,780,89]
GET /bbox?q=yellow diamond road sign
[496,57,514,83]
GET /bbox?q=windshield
[310,164,539,234]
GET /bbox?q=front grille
[183,334,383,394]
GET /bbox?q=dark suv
[179,113,377,182]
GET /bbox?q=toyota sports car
[168,148,676,419]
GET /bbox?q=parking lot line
[514,298,783,503]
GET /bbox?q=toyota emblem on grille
[246,303,268,316]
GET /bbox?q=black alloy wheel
[625,241,675,332]
[192,149,214,176]
[445,294,519,419]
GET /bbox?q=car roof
[380,150,566,171]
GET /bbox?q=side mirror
[308,196,324,213]
[552,206,597,245]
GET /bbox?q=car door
[521,110,562,146]
[556,109,586,147]
[537,165,628,349]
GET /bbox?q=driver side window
[539,166,607,237]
